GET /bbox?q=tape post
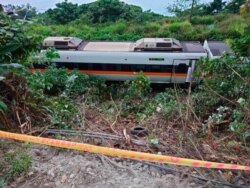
[0,130,249,171]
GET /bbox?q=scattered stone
[28,171,34,177]
[61,174,67,183]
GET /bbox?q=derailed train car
[31,37,232,83]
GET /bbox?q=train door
[171,59,190,83]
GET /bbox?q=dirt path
[4,144,202,188]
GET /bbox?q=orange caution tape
[0,130,249,171]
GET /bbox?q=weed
[1,144,31,187]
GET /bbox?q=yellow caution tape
[0,130,249,171]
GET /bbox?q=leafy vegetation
[43,0,162,25]
[0,143,31,187]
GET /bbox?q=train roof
[181,42,205,53]
[42,37,206,53]
[203,40,233,58]
[206,41,233,56]
[79,42,135,52]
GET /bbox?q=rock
[61,174,67,183]
[151,171,156,177]
[237,179,245,185]
[47,170,55,178]
[164,174,175,179]
[70,174,75,179]
[28,171,34,177]
[55,181,61,186]
[156,107,161,113]
[156,172,161,178]
[143,165,148,170]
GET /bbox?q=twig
[188,137,204,161]
[109,94,122,134]
[204,81,238,106]
[225,63,249,85]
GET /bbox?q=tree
[0,14,30,62]
[225,0,246,13]
[202,0,226,14]
[2,4,37,20]
[87,0,126,23]
[77,0,162,24]
[167,0,199,20]
[45,0,80,24]
[0,4,3,12]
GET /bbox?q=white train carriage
[32,37,223,83]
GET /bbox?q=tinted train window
[56,62,65,68]
[121,64,131,71]
[156,43,171,48]
[150,65,161,72]
[174,64,188,73]
[33,63,48,69]
[106,64,117,71]
[55,41,68,46]
[64,63,75,69]
[78,63,88,70]
[93,64,102,70]
[135,65,146,72]
[161,65,173,72]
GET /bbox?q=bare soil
[2,143,203,188]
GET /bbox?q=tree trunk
[189,0,196,22]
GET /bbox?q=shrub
[155,88,185,120]
[191,16,215,25]
[144,22,160,34]
[111,20,127,35]
[124,73,151,99]
[218,15,247,37]
[169,22,181,33]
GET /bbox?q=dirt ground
[1,142,209,188]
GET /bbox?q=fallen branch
[45,129,147,146]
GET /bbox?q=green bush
[0,13,37,63]
[191,16,215,25]
[155,88,185,120]
[169,22,181,33]
[144,22,160,34]
[124,73,151,99]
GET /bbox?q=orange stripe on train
[29,68,187,78]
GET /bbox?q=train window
[33,63,47,69]
[135,65,146,72]
[106,64,117,71]
[174,64,188,73]
[150,65,161,72]
[56,62,65,68]
[156,43,172,48]
[121,64,131,71]
[64,63,75,69]
[93,64,102,70]
[78,63,88,70]
[161,65,173,72]
[55,41,68,46]
[149,58,164,61]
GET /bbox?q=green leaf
[0,43,21,56]
[0,100,7,111]
[150,138,159,145]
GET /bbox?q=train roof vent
[134,38,182,51]
[43,37,82,49]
